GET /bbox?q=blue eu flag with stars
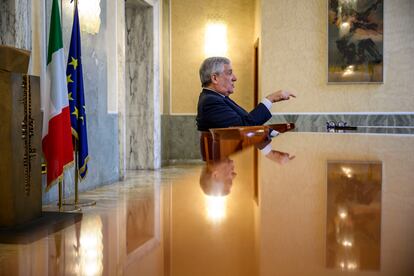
[66,3,89,179]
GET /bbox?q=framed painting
[328,0,384,83]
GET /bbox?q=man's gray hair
[199,57,230,87]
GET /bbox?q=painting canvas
[328,0,383,83]
[326,161,382,271]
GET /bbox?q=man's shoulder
[201,89,221,97]
[199,89,224,102]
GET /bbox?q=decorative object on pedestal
[21,74,36,196]
[0,45,42,227]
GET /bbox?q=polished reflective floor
[1,132,413,276]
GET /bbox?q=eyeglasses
[326,120,348,128]
[326,121,357,132]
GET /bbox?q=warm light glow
[341,22,350,28]
[204,22,228,57]
[339,261,358,271]
[341,166,353,177]
[79,0,101,34]
[347,262,358,270]
[342,65,355,77]
[338,210,348,219]
[64,0,101,34]
[205,195,227,222]
[339,21,351,37]
[79,216,103,276]
[342,240,353,247]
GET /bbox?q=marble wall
[0,0,31,50]
[164,115,200,161]
[161,114,170,165]
[125,2,155,169]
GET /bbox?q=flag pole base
[53,204,81,213]
[63,198,96,207]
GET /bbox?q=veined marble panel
[125,5,153,116]
[161,114,170,165]
[163,115,201,161]
[0,0,31,50]
[125,4,155,169]
[127,115,155,169]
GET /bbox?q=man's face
[210,158,237,196]
[212,63,237,96]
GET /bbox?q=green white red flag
[42,0,74,189]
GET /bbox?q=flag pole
[63,139,96,207]
[58,179,63,211]
[58,173,81,212]
[73,138,97,207]
[61,0,95,208]
[74,139,79,204]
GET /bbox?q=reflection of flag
[66,3,89,179]
[42,0,74,189]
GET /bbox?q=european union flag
[66,3,89,179]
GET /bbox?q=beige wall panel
[262,0,414,113]
[171,0,255,113]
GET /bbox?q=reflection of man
[196,57,296,131]
[199,143,295,196]
[199,158,236,196]
[256,137,296,164]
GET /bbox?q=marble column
[0,0,32,50]
[125,1,159,169]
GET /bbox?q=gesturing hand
[265,150,295,165]
[266,90,296,103]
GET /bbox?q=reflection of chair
[200,131,214,161]
[199,123,295,161]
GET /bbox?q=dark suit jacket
[196,89,272,131]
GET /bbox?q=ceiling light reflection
[342,240,353,247]
[339,21,351,37]
[79,216,103,276]
[338,210,348,219]
[339,261,358,271]
[341,166,353,178]
[205,195,227,223]
[342,65,355,77]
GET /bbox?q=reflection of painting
[328,0,383,82]
[326,161,382,271]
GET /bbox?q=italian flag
[42,0,74,189]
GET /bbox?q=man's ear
[211,74,219,84]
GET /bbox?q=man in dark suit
[196,56,296,131]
